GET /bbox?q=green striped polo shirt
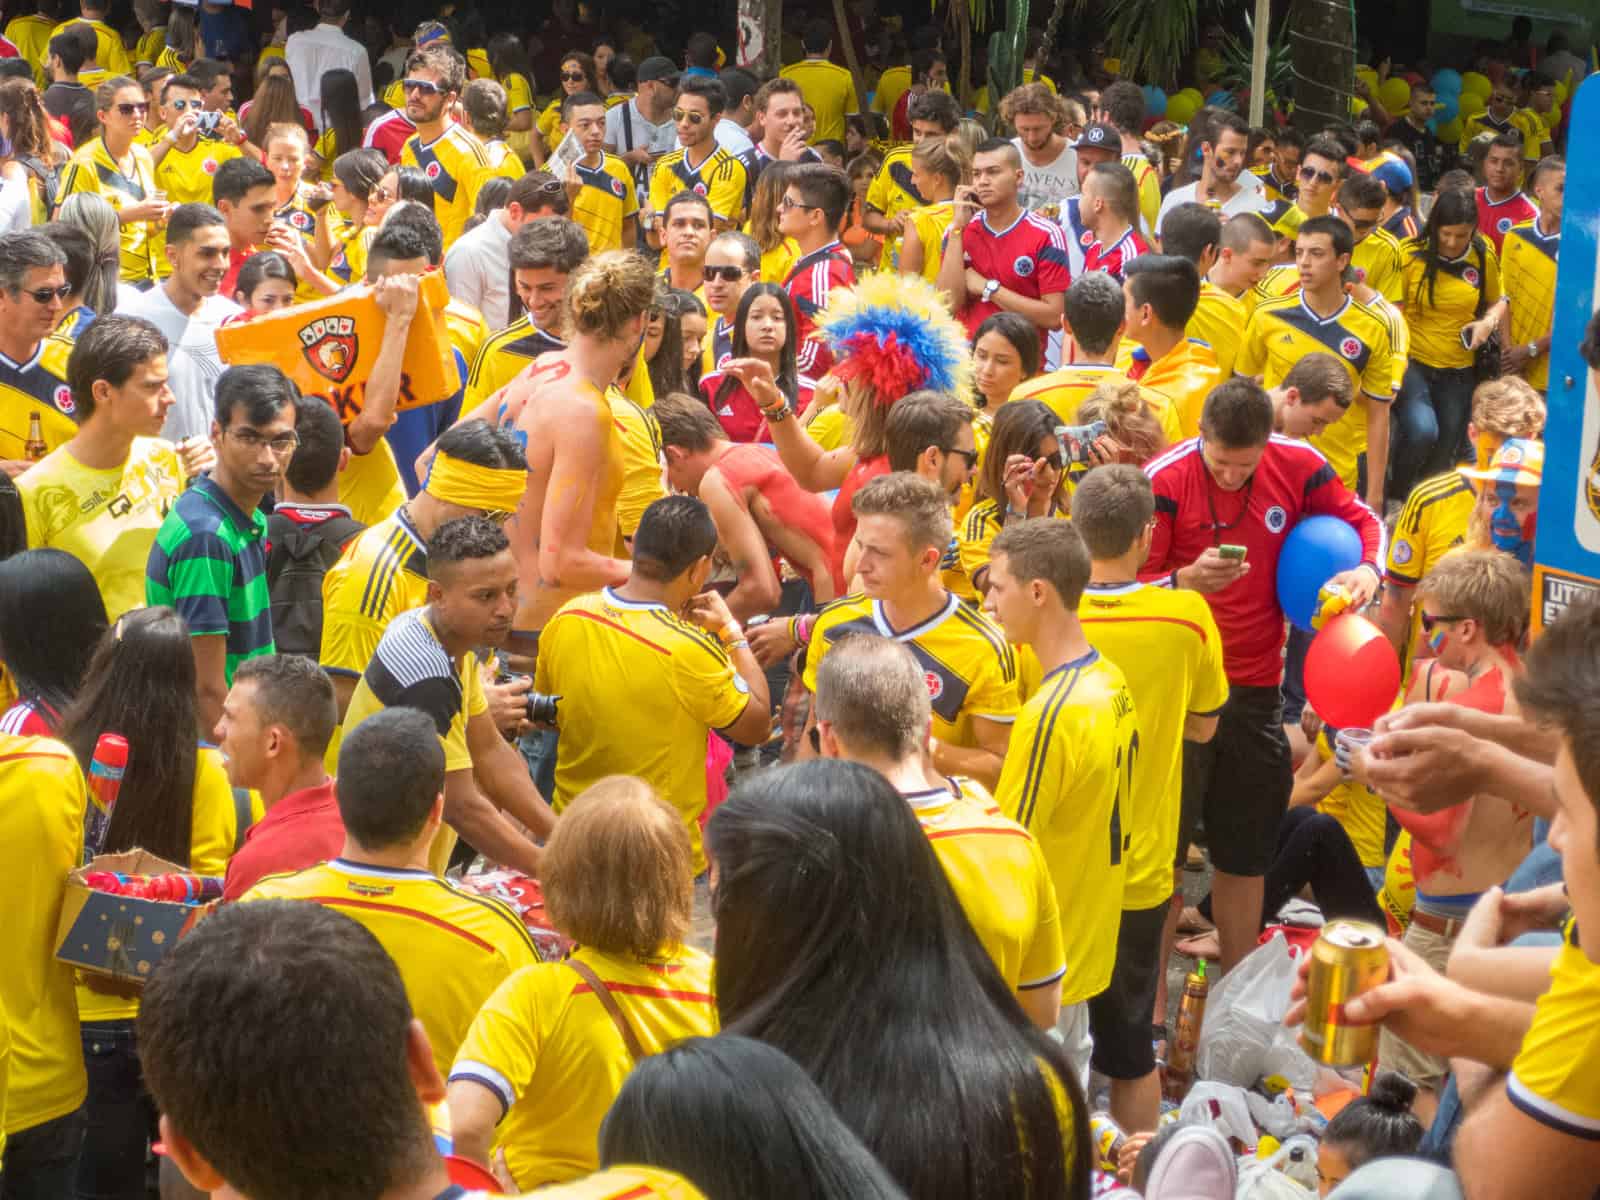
[146,476,274,682]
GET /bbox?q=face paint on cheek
[1427,628,1447,655]
[1488,480,1536,567]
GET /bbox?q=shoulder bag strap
[565,958,647,1062]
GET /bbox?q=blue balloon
[1434,94,1458,123]
[1276,516,1364,633]
[1432,68,1463,95]
[1143,84,1167,117]
[1206,89,1237,112]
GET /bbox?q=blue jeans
[1281,625,1314,724]
[1392,362,1477,494]
[2,1106,85,1200]
[76,1020,153,1200]
[518,727,559,802]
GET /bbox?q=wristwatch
[1526,342,1541,358]
[981,278,1000,303]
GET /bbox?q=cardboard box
[54,850,214,987]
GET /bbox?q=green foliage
[986,0,1029,101]
[1073,0,1197,87]
[1214,10,1293,99]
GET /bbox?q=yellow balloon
[1437,116,1462,143]
[1378,77,1411,111]
[1357,67,1379,92]
[1541,107,1560,129]
[1459,91,1487,119]
[1555,80,1569,105]
[1461,71,1491,97]
[1168,94,1199,124]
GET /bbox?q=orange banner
[216,272,457,424]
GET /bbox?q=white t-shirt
[0,172,29,234]
[1156,174,1271,237]
[605,99,677,158]
[713,117,756,158]
[1013,137,1078,211]
[119,288,242,442]
[118,286,240,348]
[443,214,513,331]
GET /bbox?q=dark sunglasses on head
[1299,165,1336,185]
[530,177,564,194]
[703,265,745,282]
[114,101,150,116]
[402,77,444,95]
[561,70,586,82]
[20,283,71,304]
[672,107,706,124]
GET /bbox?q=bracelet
[718,621,744,645]
[761,403,793,423]
[724,638,750,652]
[788,612,816,647]
[1005,506,1027,521]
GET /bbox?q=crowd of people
[0,1,1593,1197]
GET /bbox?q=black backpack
[265,512,365,658]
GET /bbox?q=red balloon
[1403,71,1425,85]
[1304,614,1401,730]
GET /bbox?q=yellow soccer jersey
[5,13,53,83]
[319,507,432,683]
[0,334,76,462]
[1311,728,1386,868]
[536,97,564,154]
[1507,919,1600,1138]
[1307,292,1406,490]
[804,407,853,451]
[1386,470,1474,676]
[444,299,490,370]
[906,200,955,282]
[477,139,524,193]
[1112,339,1218,440]
[1401,235,1501,370]
[865,148,921,248]
[1501,219,1558,392]
[1123,153,1161,240]
[464,317,565,412]
[0,735,87,1138]
[1009,362,1182,446]
[802,591,1021,749]
[1351,227,1405,305]
[77,746,244,1023]
[907,775,1066,993]
[648,145,748,226]
[56,138,161,283]
[450,945,718,1190]
[339,435,406,528]
[49,17,131,75]
[402,124,491,248]
[872,64,912,115]
[538,1167,707,1199]
[151,138,243,276]
[996,648,1136,1004]
[610,388,664,546]
[534,588,750,875]
[1079,581,1227,911]
[1243,263,1299,318]
[1187,281,1246,379]
[1238,292,1394,403]
[957,499,1068,596]
[758,237,799,287]
[134,25,166,66]
[571,153,639,253]
[244,857,537,1078]
[18,436,184,618]
[778,58,857,143]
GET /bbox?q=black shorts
[1087,902,1169,1080]
[1180,684,1292,877]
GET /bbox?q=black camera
[525,691,560,726]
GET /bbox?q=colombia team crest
[298,315,359,384]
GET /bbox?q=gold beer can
[1300,920,1389,1067]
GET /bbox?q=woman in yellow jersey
[599,1037,910,1198]
[56,78,166,285]
[447,779,717,1191]
[316,146,386,284]
[958,400,1068,595]
[706,761,1087,1200]
[641,286,692,398]
[260,123,339,299]
[488,33,538,165]
[746,163,801,285]
[0,77,53,227]
[157,3,198,73]
[1396,188,1504,492]
[310,67,363,182]
[897,136,967,281]
[537,51,601,165]
[57,193,125,318]
[57,608,253,1197]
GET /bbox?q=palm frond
[1072,0,1197,87]
[1215,11,1293,98]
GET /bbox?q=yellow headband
[425,451,528,514]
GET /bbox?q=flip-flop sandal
[1175,933,1220,960]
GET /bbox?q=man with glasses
[1462,82,1547,169]
[776,163,854,391]
[20,315,188,619]
[284,0,375,126]
[443,170,569,331]
[148,75,243,217]
[146,363,297,730]
[647,75,748,247]
[556,92,638,254]
[1287,137,1342,220]
[701,231,759,375]
[0,231,74,473]
[399,44,489,249]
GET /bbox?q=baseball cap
[1073,122,1120,150]
[1347,151,1414,198]
[638,56,680,85]
[1459,438,1543,490]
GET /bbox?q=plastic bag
[1196,932,1299,1087]
[1179,1081,1258,1151]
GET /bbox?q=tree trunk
[1290,0,1352,136]
[831,0,869,113]
[957,0,972,110]
[737,0,781,76]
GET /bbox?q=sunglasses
[779,194,819,211]
[167,97,200,111]
[402,78,444,95]
[941,446,979,469]
[1420,612,1467,633]
[1298,165,1336,185]
[371,185,394,203]
[561,70,586,83]
[530,177,564,194]
[672,108,706,124]
[703,265,745,282]
[114,101,150,117]
[19,283,71,304]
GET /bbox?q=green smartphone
[1217,544,1248,561]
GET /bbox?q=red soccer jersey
[1139,434,1384,687]
[699,371,767,443]
[0,700,53,737]
[784,241,855,389]
[363,108,417,165]
[1082,226,1150,282]
[1475,187,1539,254]
[954,208,1072,339]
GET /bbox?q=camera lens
[524,692,560,726]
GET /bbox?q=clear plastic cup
[1334,727,1374,777]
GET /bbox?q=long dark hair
[59,607,200,865]
[243,74,304,148]
[0,549,108,726]
[706,761,1088,1200]
[715,282,799,412]
[488,32,536,97]
[599,1036,909,1200]
[164,4,197,66]
[1414,187,1483,311]
[646,288,694,398]
[977,398,1063,506]
[393,164,435,206]
[320,68,363,160]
